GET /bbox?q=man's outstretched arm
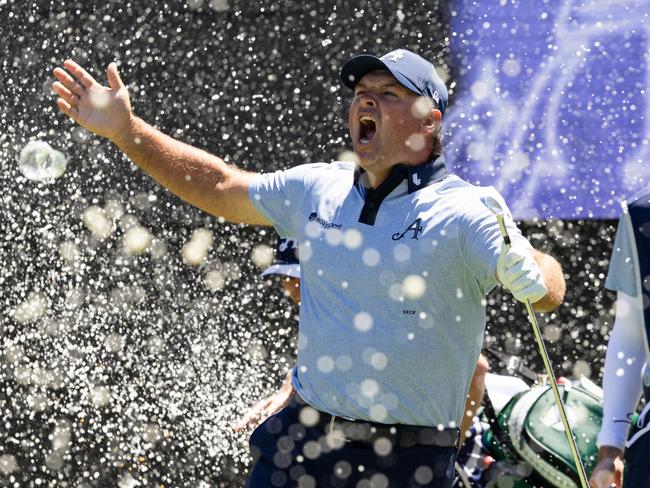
[52,60,268,226]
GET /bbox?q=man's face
[348,70,437,182]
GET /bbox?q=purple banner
[447,0,650,219]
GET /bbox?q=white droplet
[82,206,113,240]
[204,270,225,291]
[209,0,230,12]
[343,229,363,249]
[18,140,67,181]
[360,379,379,398]
[118,473,141,488]
[298,244,313,262]
[59,241,80,266]
[353,312,373,332]
[572,360,592,378]
[616,368,625,377]
[103,199,125,220]
[182,241,209,266]
[369,404,388,422]
[89,385,111,407]
[362,248,381,267]
[123,225,152,254]
[373,437,393,456]
[543,325,562,342]
[338,150,359,164]
[13,292,49,324]
[192,228,213,247]
[414,466,434,484]
[370,352,388,370]
[149,239,168,259]
[402,275,426,299]
[502,58,521,77]
[470,80,489,100]
[405,133,426,151]
[0,455,18,475]
[393,243,411,262]
[299,406,320,427]
[251,244,274,268]
[305,221,322,239]
[411,96,433,118]
[142,423,162,443]
[317,355,335,373]
[325,228,344,246]
[105,333,125,353]
[88,89,111,110]
[118,213,139,231]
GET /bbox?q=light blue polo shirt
[249,159,531,427]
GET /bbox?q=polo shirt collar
[353,155,448,226]
[353,154,448,194]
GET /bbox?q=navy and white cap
[340,48,448,115]
[261,238,300,278]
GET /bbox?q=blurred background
[1,0,648,486]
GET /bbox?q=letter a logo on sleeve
[392,218,424,241]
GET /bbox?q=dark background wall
[0,1,617,486]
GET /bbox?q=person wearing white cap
[52,48,565,487]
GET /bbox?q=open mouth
[358,115,377,144]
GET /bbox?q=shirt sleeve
[597,291,645,451]
[605,212,639,297]
[459,188,533,294]
[248,164,323,239]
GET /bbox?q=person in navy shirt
[590,187,650,488]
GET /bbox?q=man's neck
[365,168,392,189]
[363,157,430,189]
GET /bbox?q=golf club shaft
[496,214,590,488]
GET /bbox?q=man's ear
[421,109,442,134]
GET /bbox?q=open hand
[52,60,132,142]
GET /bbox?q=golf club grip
[495,214,511,246]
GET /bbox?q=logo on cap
[386,51,405,63]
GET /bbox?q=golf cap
[261,238,300,278]
[340,48,448,115]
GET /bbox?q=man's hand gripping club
[497,243,548,304]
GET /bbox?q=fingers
[107,62,125,91]
[63,59,97,89]
[501,244,526,268]
[55,98,78,119]
[52,67,84,96]
[52,81,79,107]
[234,411,259,433]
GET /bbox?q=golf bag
[454,375,604,488]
